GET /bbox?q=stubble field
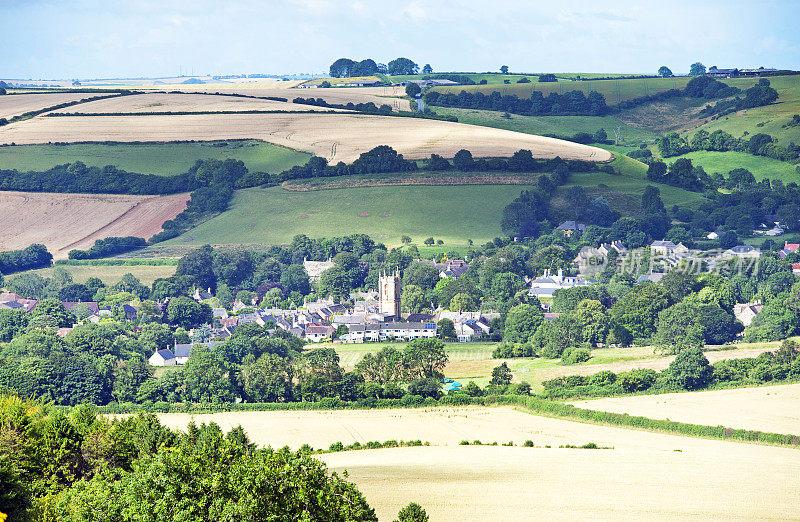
[152,406,800,521]
[572,382,800,434]
[0,190,188,258]
[0,92,107,119]
[49,92,347,114]
[0,113,611,163]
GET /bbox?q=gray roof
[155,349,175,360]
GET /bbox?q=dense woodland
[0,394,386,521]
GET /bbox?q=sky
[1,0,799,79]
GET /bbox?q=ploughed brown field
[572,382,800,434]
[49,92,348,113]
[152,406,800,521]
[0,92,108,120]
[0,190,188,258]
[0,113,612,163]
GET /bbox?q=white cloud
[402,0,427,22]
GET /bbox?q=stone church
[379,271,401,319]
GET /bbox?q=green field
[669,150,800,182]
[20,264,176,286]
[165,157,704,247]
[561,171,706,211]
[431,75,796,106]
[681,75,800,145]
[323,341,498,368]
[432,107,655,144]
[432,76,694,104]
[166,184,538,247]
[387,73,542,85]
[0,141,311,176]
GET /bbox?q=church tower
[379,270,401,319]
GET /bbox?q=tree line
[329,57,424,77]
[423,89,608,116]
[0,244,53,276]
[542,340,800,398]
[656,127,798,163]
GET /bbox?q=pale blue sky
[2,0,798,79]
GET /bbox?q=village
[3,231,794,369]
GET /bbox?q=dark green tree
[658,66,674,77]
[396,502,430,522]
[668,346,712,390]
[490,362,513,386]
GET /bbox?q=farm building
[706,68,739,78]
[344,80,384,87]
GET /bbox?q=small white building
[528,269,595,298]
[303,258,336,282]
[149,349,176,366]
[305,324,335,342]
[733,302,763,327]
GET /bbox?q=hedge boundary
[91,392,800,448]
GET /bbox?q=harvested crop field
[0,190,188,258]
[572,383,800,434]
[158,84,412,111]
[0,92,106,119]
[49,92,346,114]
[152,407,800,521]
[0,113,612,163]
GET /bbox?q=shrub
[617,369,657,392]
[562,346,591,365]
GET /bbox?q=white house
[303,258,336,282]
[305,324,335,342]
[149,349,176,366]
[345,322,436,343]
[733,302,763,327]
[528,269,595,298]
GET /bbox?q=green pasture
[431,76,694,104]
[387,73,541,85]
[668,150,800,182]
[431,107,655,143]
[431,75,797,107]
[682,75,800,146]
[0,140,311,176]
[20,264,176,287]
[165,184,539,247]
[325,341,498,368]
[561,171,706,211]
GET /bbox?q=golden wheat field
[0,113,612,163]
[572,383,800,434]
[49,92,347,113]
[151,406,800,521]
[0,190,188,258]
[0,92,107,119]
